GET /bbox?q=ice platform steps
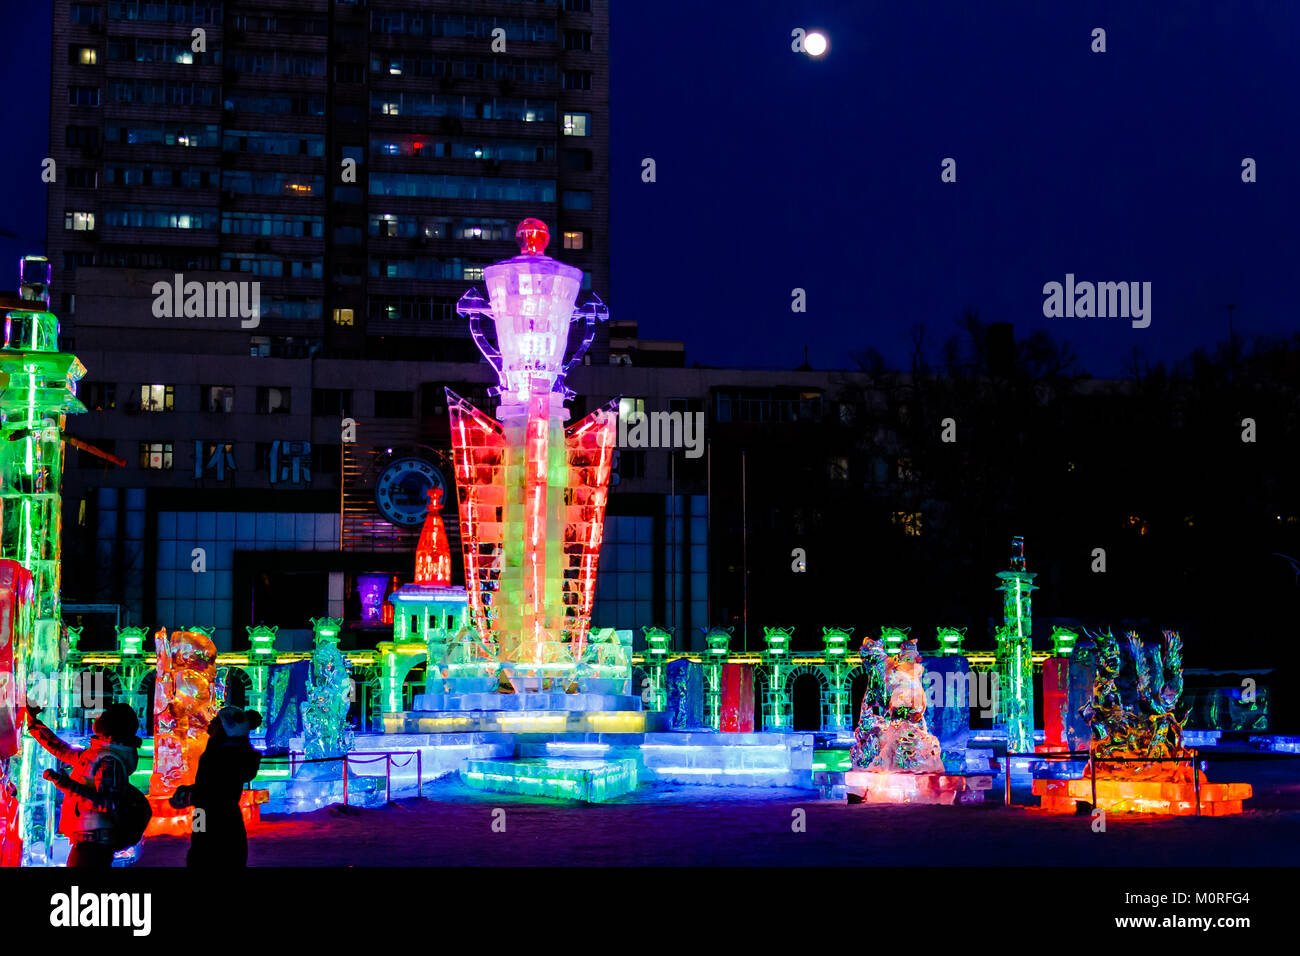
[385,694,662,736]
[462,757,639,803]
[1032,777,1252,815]
[412,692,645,712]
[348,729,816,792]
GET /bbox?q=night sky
[610,0,1299,374]
[3,1,1296,376]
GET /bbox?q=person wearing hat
[24,702,141,867]
[170,705,262,867]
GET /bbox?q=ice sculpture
[850,637,943,773]
[1084,627,1184,771]
[640,626,673,710]
[0,256,85,864]
[145,628,222,835]
[414,487,452,587]
[447,219,614,691]
[0,561,34,866]
[994,536,1036,752]
[1034,627,1251,814]
[149,628,219,797]
[300,631,354,760]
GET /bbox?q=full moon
[804,31,828,57]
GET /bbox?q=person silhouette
[169,706,262,867]
[25,703,141,868]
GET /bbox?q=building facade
[48,0,609,358]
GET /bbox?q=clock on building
[374,456,447,527]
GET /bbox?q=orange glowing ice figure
[147,628,219,834]
[414,488,453,586]
[1033,628,1252,815]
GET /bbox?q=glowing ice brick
[665,658,704,730]
[720,663,755,732]
[461,757,638,803]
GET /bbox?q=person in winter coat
[169,706,262,866]
[24,702,141,868]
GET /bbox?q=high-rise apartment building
[45,0,617,651]
[48,0,609,361]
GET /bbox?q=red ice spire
[414,487,452,586]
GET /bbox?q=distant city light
[804,32,828,57]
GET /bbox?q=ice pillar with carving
[447,219,614,689]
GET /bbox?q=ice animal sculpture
[850,637,944,773]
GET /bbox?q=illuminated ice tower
[994,536,1036,752]
[447,220,615,690]
[0,257,86,865]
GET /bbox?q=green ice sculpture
[994,537,1036,752]
[761,626,795,730]
[701,627,732,730]
[1,257,85,865]
[300,625,354,759]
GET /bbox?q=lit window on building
[891,511,923,536]
[65,211,95,231]
[76,47,97,65]
[382,101,400,115]
[139,442,174,471]
[333,308,355,327]
[563,231,584,250]
[563,112,590,136]
[828,457,850,481]
[140,384,174,412]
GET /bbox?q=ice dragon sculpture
[1082,627,1186,768]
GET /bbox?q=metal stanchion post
[1004,751,1012,806]
[343,755,349,806]
[1090,744,1097,809]
[386,755,391,803]
[417,750,422,799]
[1193,750,1201,817]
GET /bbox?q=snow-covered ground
[135,757,1300,866]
